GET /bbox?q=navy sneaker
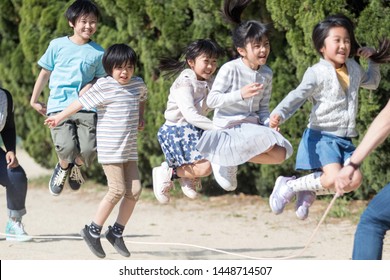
[49,163,69,196]
[105,226,130,257]
[80,225,106,258]
[68,164,85,191]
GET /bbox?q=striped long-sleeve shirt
[79,76,147,164]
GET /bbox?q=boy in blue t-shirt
[30,0,106,196]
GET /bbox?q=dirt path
[0,185,371,260]
[1,150,389,260]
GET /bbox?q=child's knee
[198,162,212,177]
[274,151,286,164]
[105,188,126,204]
[56,144,77,162]
[125,183,142,201]
[79,149,96,166]
[273,146,287,164]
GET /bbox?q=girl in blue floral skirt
[153,39,224,203]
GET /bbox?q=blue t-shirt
[38,36,106,114]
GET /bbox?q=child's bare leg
[115,197,137,226]
[174,160,211,199]
[93,199,116,226]
[176,159,212,179]
[74,156,84,166]
[58,158,70,169]
[249,145,286,164]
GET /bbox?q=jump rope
[0,193,340,260]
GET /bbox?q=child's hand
[44,116,60,128]
[240,83,264,100]
[269,114,281,130]
[5,151,19,169]
[357,47,376,59]
[31,101,47,116]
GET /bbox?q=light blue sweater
[272,58,380,137]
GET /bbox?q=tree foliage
[0,0,389,199]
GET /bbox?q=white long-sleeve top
[207,58,272,128]
[163,69,214,130]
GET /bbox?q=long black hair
[159,38,224,79]
[222,0,272,49]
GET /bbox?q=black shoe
[49,163,69,196]
[68,163,85,191]
[80,225,106,258]
[105,226,131,257]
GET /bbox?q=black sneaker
[49,163,69,196]
[68,163,85,191]
[80,225,106,258]
[105,226,131,257]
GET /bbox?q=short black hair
[102,44,138,76]
[65,0,101,26]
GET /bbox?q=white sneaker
[179,177,201,199]
[152,162,173,204]
[295,191,316,220]
[211,163,237,191]
[269,176,295,214]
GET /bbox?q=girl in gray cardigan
[269,14,390,220]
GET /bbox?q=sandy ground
[1,150,390,261]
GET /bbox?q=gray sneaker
[105,226,131,257]
[49,163,69,196]
[80,225,106,258]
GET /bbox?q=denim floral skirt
[157,123,205,168]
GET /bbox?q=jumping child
[269,14,390,220]
[45,44,147,258]
[196,0,293,191]
[30,0,106,196]
[153,39,224,203]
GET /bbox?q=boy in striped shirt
[44,44,147,258]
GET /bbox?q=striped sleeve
[79,78,108,109]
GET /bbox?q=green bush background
[0,0,389,199]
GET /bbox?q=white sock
[287,172,334,195]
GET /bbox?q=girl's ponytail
[222,0,252,25]
[159,57,187,79]
[159,39,224,79]
[369,38,390,64]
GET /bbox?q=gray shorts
[49,111,97,166]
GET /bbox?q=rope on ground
[0,193,339,260]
